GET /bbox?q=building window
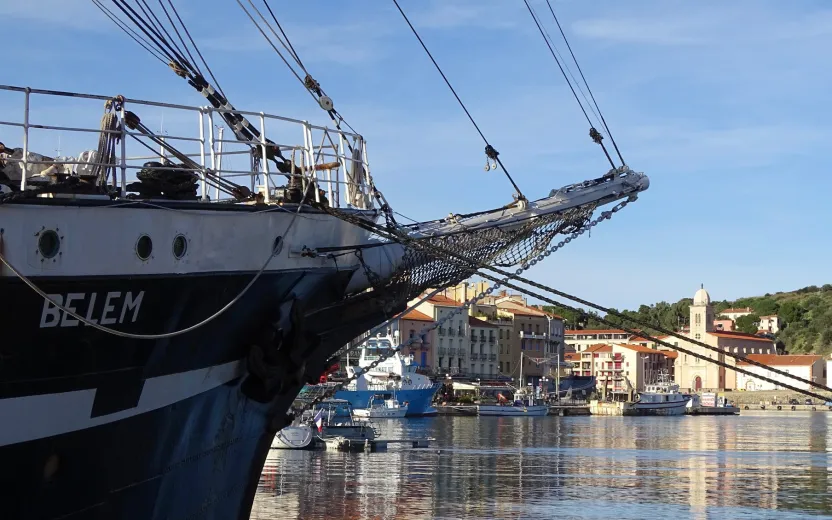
[695,313,701,325]
[535,324,540,334]
[695,333,701,340]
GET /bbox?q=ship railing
[0,85,375,209]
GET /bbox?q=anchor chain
[294,197,634,415]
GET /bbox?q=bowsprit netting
[347,202,597,306]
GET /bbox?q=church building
[673,286,776,391]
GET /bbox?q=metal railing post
[215,126,224,202]
[259,112,270,203]
[206,110,216,202]
[119,106,127,194]
[302,122,319,203]
[336,131,347,208]
[20,87,30,191]
[199,108,208,201]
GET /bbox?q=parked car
[788,398,800,405]
[805,398,813,405]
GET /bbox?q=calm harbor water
[252,412,832,519]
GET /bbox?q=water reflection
[252,412,832,519]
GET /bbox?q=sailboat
[477,352,549,416]
[0,2,648,519]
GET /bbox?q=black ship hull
[0,268,396,519]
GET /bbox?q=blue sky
[4,0,832,310]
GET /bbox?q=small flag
[313,409,324,433]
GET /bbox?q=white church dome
[693,285,711,306]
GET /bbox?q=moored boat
[626,374,690,416]
[353,393,409,419]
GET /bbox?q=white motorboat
[353,393,409,418]
[272,425,315,450]
[629,373,690,416]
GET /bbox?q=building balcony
[438,328,446,336]
[489,336,495,343]
[439,348,449,355]
[489,354,497,361]
[448,328,455,336]
[519,331,548,339]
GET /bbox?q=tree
[779,301,803,325]
[735,314,760,334]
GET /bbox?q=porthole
[136,234,153,260]
[38,230,60,259]
[173,234,188,259]
[272,236,284,255]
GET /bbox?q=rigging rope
[237,0,359,136]
[315,197,832,399]
[522,0,617,169]
[544,0,625,166]
[392,0,526,201]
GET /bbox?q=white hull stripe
[0,360,245,447]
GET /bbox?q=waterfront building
[758,315,782,334]
[719,307,754,322]
[736,354,826,391]
[412,294,469,376]
[468,316,498,377]
[674,286,776,391]
[577,343,675,395]
[496,296,560,387]
[393,309,437,371]
[564,329,635,352]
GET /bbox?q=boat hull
[0,262,395,519]
[476,405,549,416]
[353,407,408,419]
[273,425,315,450]
[334,384,441,416]
[625,401,690,416]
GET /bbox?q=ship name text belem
[40,291,145,328]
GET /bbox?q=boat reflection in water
[254,413,832,519]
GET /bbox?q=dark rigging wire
[92,0,168,65]
[318,204,832,400]
[261,0,306,73]
[165,0,227,98]
[544,0,625,166]
[392,0,526,201]
[522,0,616,169]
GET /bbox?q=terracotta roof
[468,316,498,328]
[533,306,564,320]
[709,330,773,343]
[721,307,753,314]
[759,315,778,319]
[616,343,665,354]
[661,351,678,359]
[564,352,580,361]
[628,336,654,343]
[584,343,613,353]
[428,294,459,306]
[737,354,822,367]
[400,309,433,322]
[497,301,547,317]
[564,329,630,336]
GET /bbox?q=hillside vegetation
[542,285,832,355]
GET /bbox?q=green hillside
[542,284,832,355]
